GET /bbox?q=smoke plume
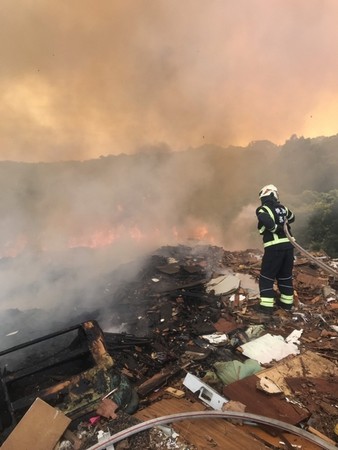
[1,0,338,161]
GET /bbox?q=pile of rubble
[0,244,337,449]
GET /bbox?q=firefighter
[256,184,295,314]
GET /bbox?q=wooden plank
[240,424,324,450]
[285,376,338,397]
[135,397,324,450]
[135,397,269,450]
[256,351,338,396]
[308,426,337,446]
[1,398,70,450]
[137,366,181,397]
[295,272,327,287]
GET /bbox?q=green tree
[303,190,338,257]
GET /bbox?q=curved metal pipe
[86,410,337,450]
[283,222,338,278]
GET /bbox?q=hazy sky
[1,0,338,162]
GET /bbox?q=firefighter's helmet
[259,184,279,200]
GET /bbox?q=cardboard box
[1,398,71,450]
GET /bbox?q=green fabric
[214,359,261,385]
[203,370,222,385]
[109,372,139,414]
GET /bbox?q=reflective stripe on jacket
[256,200,295,248]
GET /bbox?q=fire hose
[85,410,337,450]
[283,222,338,278]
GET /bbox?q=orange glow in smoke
[172,224,216,244]
[68,227,120,249]
[68,225,154,248]
[67,223,216,249]
[0,223,216,257]
[3,235,28,257]
[190,225,209,241]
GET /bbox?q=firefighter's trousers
[259,246,294,308]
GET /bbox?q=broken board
[256,350,338,396]
[1,397,70,450]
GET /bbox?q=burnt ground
[0,244,337,448]
[93,244,337,447]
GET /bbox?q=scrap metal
[0,320,114,435]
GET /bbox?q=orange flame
[0,223,216,257]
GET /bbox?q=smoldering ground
[1,0,338,345]
[0,135,337,347]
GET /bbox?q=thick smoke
[0,150,223,345]
[1,0,338,161]
[1,0,338,345]
[1,133,337,346]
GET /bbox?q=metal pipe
[0,323,81,357]
[85,410,337,450]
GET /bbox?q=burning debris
[0,244,337,449]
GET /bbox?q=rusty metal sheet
[222,375,309,425]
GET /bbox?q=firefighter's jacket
[256,196,295,249]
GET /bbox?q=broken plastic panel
[183,372,228,410]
